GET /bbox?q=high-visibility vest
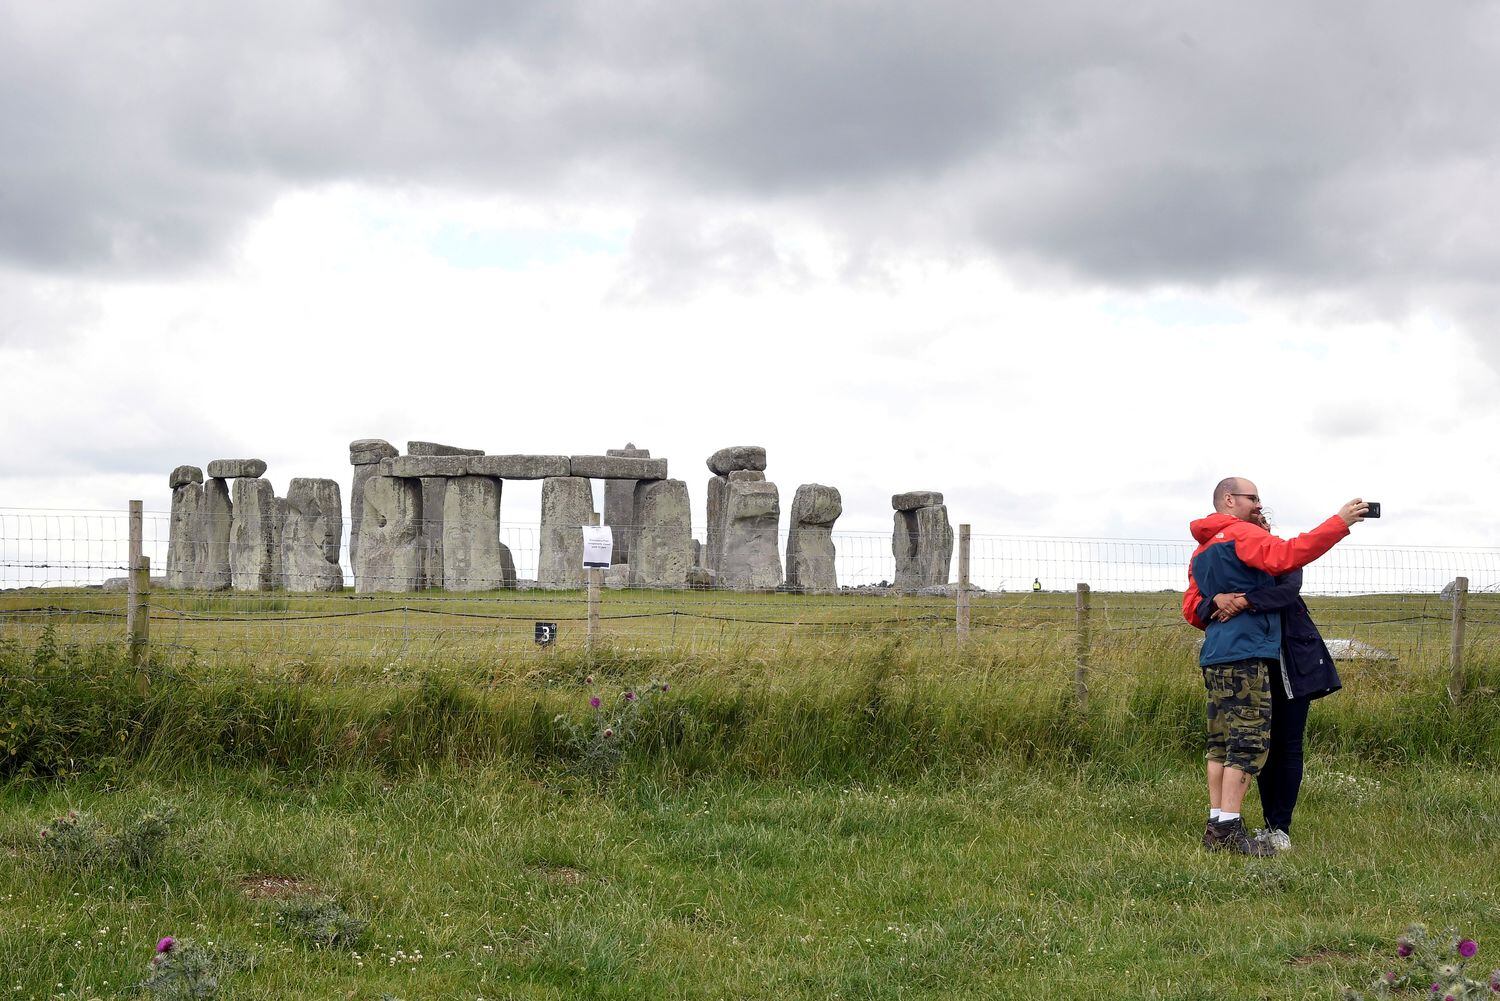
[1032,578,1041,592]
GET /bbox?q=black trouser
[1256,678,1311,833]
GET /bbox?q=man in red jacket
[1184,478,1368,854]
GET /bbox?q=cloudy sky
[2,1,1498,553]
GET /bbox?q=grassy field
[2,588,1497,999]
[3,758,1498,1000]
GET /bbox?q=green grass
[2,759,1497,999]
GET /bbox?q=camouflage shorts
[1202,658,1273,776]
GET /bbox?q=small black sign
[535,622,558,646]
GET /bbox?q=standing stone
[892,496,954,593]
[355,475,423,593]
[719,480,783,591]
[166,479,205,589]
[497,542,518,589]
[786,484,842,594]
[283,478,344,592]
[269,497,289,590]
[230,478,278,591]
[603,443,651,564]
[200,478,233,591]
[706,469,764,573]
[707,445,768,476]
[631,478,691,588]
[442,476,507,591]
[407,442,484,590]
[349,439,398,571]
[538,476,594,589]
[169,465,203,489]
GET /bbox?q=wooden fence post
[1074,582,1091,710]
[126,500,142,642]
[587,513,602,652]
[130,555,151,669]
[1448,575,1469,702]
[956,524,971,646]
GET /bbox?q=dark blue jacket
[1196,568,1342,701]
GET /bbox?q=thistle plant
[139,936,253,999]
[38,802,178,871]
[553,678,669,786]
[273,896,369,949]
[1343,924,1499,1000]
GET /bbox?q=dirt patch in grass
[530,864,588,886]
[239,873,314,899]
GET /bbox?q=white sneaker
[1254,828,1292,852]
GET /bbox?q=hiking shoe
[1215,818,1276,856]
[1202,819,1228,851]
[1253,827,1292,852]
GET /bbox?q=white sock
[1219,811,1240,823]
[1210,809,1222,821]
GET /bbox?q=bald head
[1213,477,1243,513]
[1213,477,1263,522]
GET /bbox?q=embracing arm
[1242,568,1304,614]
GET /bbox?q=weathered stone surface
[605,564,631,590]
[166,482,205,589]
[442,476,507,591]
[631,479,691,588]
[603,444,651,564]
[349,438,398,465]
[200,478,233,591]
[893,504,953,592]
[270,496,289,590]
[467,455,571,479]
[407,441,484,457]
[719,480,783,591]
[707,446,767,477]
[169,465,203,489]
[229,478,278,591]
[691,539,703,566]
[727,469,765,482]
[419,478,446,589]
[497,542,518,590]
[537,477,594,589]
[687,565,714,588]
[208,458,268,479]
[283,478,343,592]
[705,475,727,573]
[569,455,667,480]
[355,475,423,593]
[893,491,944,512]
[388,455,472,478]
[786,484,841,594]
[348,463,383,571]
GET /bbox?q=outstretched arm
[1232,506,1363,576]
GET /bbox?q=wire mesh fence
[2,506,1496,698]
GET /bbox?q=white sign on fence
[581,525,613,569]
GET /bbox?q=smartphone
[1365,501,1381,519]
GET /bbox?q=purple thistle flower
[156,936,175,954]
[660,683,669,692]
[1490,969,1500,991]
[589,696,601,709]
[603,727,614,738]
[585,674,594,684]
[1399,937,1415,958]
[1460,939,1479,959]
[624,691,636,702]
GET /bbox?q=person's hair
[1213,477,1240,511]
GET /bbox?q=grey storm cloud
[2,0,1499,319]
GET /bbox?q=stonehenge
[892,491,953,593]
[169,440,988,599]
[786,484,842,593]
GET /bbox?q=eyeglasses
[1229,493,1261,504]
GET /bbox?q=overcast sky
[2,1,1499,553]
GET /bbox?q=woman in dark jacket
[1198,537,1341,851]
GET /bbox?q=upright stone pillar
[705,446,767,573]
[349,439,398,572]
[200,478,233,591]
[603,443,651,564]
[230,478,278,592]
[631,478,691,588]
[892,491,953,593]
[283,478,344,592]
[407,441,485,590]
[538,476,594,589]
[355,474,423,593]
[443,476,507,591]
[166,465,204,589]
[719,479,783,591]
[786,484,841,594]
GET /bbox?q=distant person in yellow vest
[1032,578,1041,592]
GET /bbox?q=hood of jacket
[1190,512,1239,545]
